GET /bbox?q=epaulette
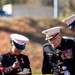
[65,39,75,43]
[43,42,50,47]
[63,36,75,41]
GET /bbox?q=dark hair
[10,39,13,44]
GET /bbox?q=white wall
[3,4,12,15]
[12,4,54,17]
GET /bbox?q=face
[11,45,22,55]
[48,33,62,48]
[71,26,75,32]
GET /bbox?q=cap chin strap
[46,33,59,40]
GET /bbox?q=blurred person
[62,14,75,32]
[0,33,32,75]
[42,26,75,75]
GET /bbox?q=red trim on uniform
[0,67,6,71]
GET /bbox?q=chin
[54,45,58,48]
[16,53,20,55]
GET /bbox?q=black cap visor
[13,41,25,50]
[68,21,75,29]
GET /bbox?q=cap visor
[13,41,25,50]
[45,37,53,40]
[45,33,59,40]
[68,21,75,29]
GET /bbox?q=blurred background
[0,0,75,74]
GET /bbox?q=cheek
[16,49,22,53]
[14,48,21,53]
[56,41,60,46]
[57,38,61,45]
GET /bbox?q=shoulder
[62,36,75,48]
[0,54,3,61]
[0,52,12,60]
[0,53,7,58]
[43,42,51,50]
[63,36,75,41]
[0,53,7,61]
[43,42,52,53]
[43,42,50,48]
[62,36,75,43]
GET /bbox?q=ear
[11,44,13,46]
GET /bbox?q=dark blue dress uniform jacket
[42,38,75,75]
[0,51,31,75]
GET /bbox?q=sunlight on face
[48,33,62,48]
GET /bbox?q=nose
[50,40,55,44]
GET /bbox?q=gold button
[48,53,50,55]
[56,54,59,56]
[65,39,67,42]
[48,53,53,56]
[58,60,60,62]
[58,66,60,68]
[15,56,17,58]
[10,68,13,71]
[28,69,30,71]
[17,69,20,71]
[50,54,53,56]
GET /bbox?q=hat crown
[62,14,75,25]
[10,33,29,45]
[42,26,62,40]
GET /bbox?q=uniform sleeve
[42,52,52,74]
[0,54,14,74]
[0,55,5,70]
[0,54,3,64]
[27,56,32,72]
[24,56,32,75]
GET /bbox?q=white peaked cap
[62,14,75,25]
[42,26,62,40]
[10,33,29,45]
